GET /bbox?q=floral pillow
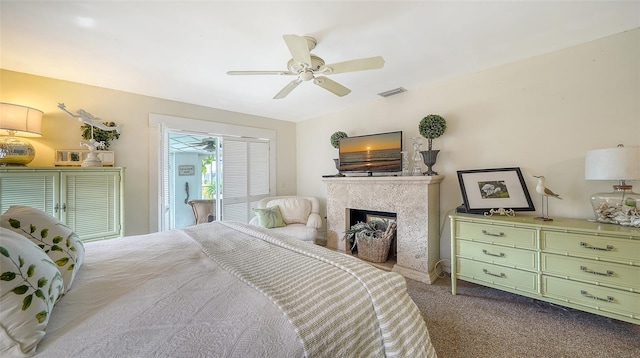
[0,206,84,293]
[0,227,64,357]
[252,205,287,229]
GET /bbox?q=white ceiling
[1,1,638,122]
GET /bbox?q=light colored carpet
[405,276,640,358]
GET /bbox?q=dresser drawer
[542,254,640,291]
[543,276,640,322]
[456,221,537,249]
[541,231,640,265]
[458,240,537,271]
[456,258,538,294]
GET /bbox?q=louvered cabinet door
[0,169,60,217]
[60,169,123,241]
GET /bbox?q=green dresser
[450,214,640,325]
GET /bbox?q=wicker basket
[355,222,397,263]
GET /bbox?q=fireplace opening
[347,208,397,262]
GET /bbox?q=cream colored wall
[296,29,640,269]
[0,70,298,236]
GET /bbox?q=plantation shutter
[222,138,270,222]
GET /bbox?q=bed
[1,206,437,357]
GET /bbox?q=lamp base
[0,135,36,166]
[590,186,640,227]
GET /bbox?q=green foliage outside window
[201,155,217,199]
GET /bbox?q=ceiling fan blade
[273,78,302,99]
[283,34,312,67]
[320,56,385,74]
[313,76,351,97]
[227,70,295,75]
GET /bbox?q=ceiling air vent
[377,87,407,98]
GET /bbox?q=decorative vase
[401,151,410,176]
[420,150,440,176]
[411,137,423,176]
[333,158,344,177]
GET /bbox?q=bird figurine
[533,175,561,221]
[533,175,562,199]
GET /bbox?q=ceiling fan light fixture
[228,34,385,99]
[300,71,314,81]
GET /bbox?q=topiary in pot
[330,131,348,176]
[418,114,446,176]
[418,114,446,151]
[330,131,348,149]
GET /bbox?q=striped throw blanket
[183,221,437,358]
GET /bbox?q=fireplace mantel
[323,175,444,284]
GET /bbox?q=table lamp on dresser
[0,102,43,166]
[585,144,640,227]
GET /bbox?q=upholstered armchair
[187,199,215,224]
[249,196,322,242]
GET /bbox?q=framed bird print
[456,167,535,214]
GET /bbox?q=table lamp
[585,144,640,227]
[0,102,43,166]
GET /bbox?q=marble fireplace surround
[322,176,443,284]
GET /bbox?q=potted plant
[330,131,348,176]
[81,122,120,149]
[418,114,446,176]
[344,220,397,263]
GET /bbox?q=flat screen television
[338,131,402,175]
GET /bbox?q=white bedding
[34,222,436,357]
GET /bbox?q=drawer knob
[580,266,613,277]
[482,229,504,237]
[580,242,613,251]
[482,268,506,278]
[482,249,505,258]
[580,290,614,302]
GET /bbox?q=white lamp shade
[585,146,640,181]
[0,102,43,137]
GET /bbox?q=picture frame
[54,150,115,167]
[456,167,535,214]
[365,213,395,225]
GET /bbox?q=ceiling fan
[227,34,385,99]
[187,137,217,152]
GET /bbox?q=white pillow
[1,206,84,293]
[0,228,65,357]
[267,198,311,225]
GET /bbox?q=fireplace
[322,176,443,284]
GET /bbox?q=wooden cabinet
[0,167,124,241]
[450,214,640,325]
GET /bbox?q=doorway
[148,113,277,233]
[168,132,221,229]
